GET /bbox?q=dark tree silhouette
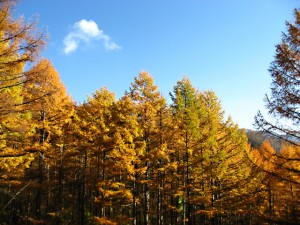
[255,9,300,146]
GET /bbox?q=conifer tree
[170,77,202,225]
[254,9,300,201]
[0,1,45,222]
[23,58,74,219]
[0,0,45,177]
[126,72,166,225]
[255,9,300,149]
[73,87,143,224]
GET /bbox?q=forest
[0,1,299,225]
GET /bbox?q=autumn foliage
[0,1,299,225]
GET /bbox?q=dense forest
[0,1,299,224]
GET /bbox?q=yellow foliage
[94,217,117,225]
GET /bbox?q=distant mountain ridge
[245,129,284,152]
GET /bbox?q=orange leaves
[0,2,45,167]
[97,181,133,202]
[249,140,300,184]
[93,217,117,225]
[24,59,70,110]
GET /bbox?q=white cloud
[77,20,100,37]
[63,19,121,54]
[63,36,78,54]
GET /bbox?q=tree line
[0,1,299,224]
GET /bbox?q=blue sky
[16,0,299,129]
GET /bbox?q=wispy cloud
[63,19,121,54]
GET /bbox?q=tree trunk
[36,110,46,218]
[132,162,137,225]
